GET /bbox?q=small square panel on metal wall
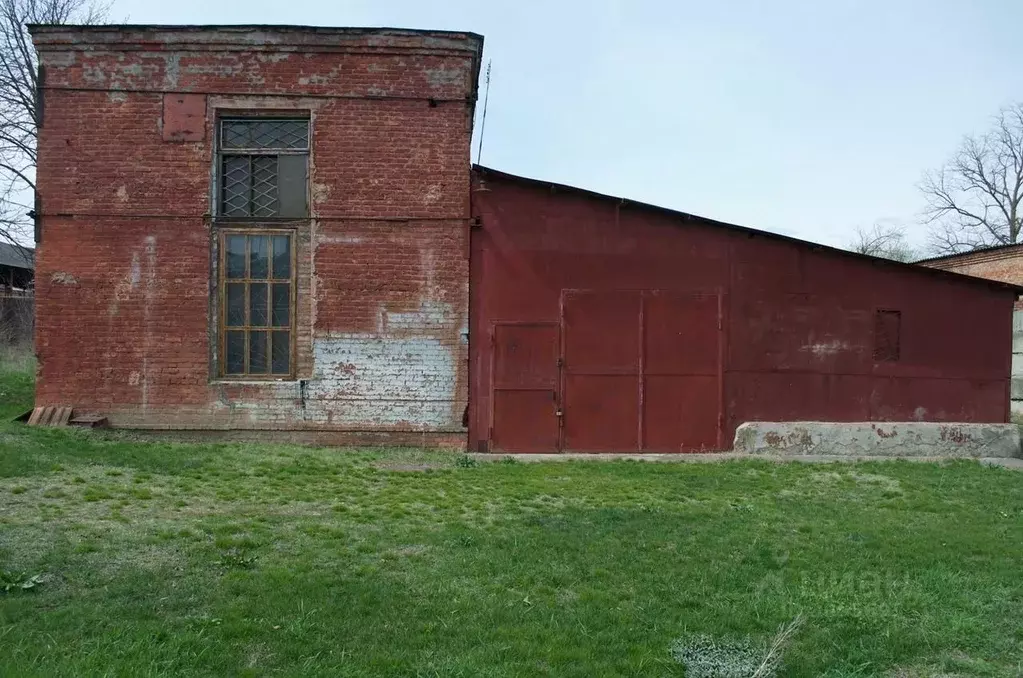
[874,310,901,362]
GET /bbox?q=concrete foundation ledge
[733,422,1022,459]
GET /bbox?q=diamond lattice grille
[251,157,279,217]
[222,156,251,217]
[221,120,308,150]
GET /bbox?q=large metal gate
[489,290,723,453]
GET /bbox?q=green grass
[1,357,1022,677]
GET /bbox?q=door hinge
[556,357,563,367]
[470,216,483,228]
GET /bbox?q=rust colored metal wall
[469,168,1017,453]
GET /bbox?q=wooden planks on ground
[26,406,73,427]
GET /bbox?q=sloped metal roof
[473,165,1023,295]
[0,242,34,270]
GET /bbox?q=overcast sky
[108,0,1023,249]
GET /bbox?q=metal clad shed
[468,166,1021,453]
[0,242,34,289]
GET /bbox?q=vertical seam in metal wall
[724,239,735,446]
[638,292,645,451]
[558,290,567,452]
[717,287,726,450]
[487,323,496,447]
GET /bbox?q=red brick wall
[31,27,481,439]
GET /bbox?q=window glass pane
[226,235,246,278]
[278,154,308,217]
[225,331,245,374]
[272,235,291,279]
[222,156,250,216]
[249,330,268,374]
[249,283,268,326]
[272,331,290,374]
[272,283,290,326]
[251,156,279,217]
[250,236,269,279]
[226,283,245,326]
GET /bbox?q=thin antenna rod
[476,60,491,164]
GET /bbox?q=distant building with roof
[0,242,33,345]
[0,242,34,292]
[917,243,1023,288]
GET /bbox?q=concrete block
[1014,353,1023,376]
[733,421,1021,458]
[1012,378,1023,400]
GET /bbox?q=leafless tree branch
[0,0,109,247]
[850,221,918,262]
[921,102,1023,255]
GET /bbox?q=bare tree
[921,103,1023,255]
[0,0,107,255]
[850,221,918,262]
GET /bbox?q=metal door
[561,290,722,452]
[641,292,722,451]
[561,291,642,451]
[489,322,560,452]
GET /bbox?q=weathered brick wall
[31,26,481,441]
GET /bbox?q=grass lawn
[1,356,1022,677]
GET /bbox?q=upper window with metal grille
[218,119,309,219]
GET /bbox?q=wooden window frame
[217,228,297,380]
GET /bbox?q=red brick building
[30,25,1021,452]
[31,25,482,445]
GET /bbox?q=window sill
[211,378,302,385]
